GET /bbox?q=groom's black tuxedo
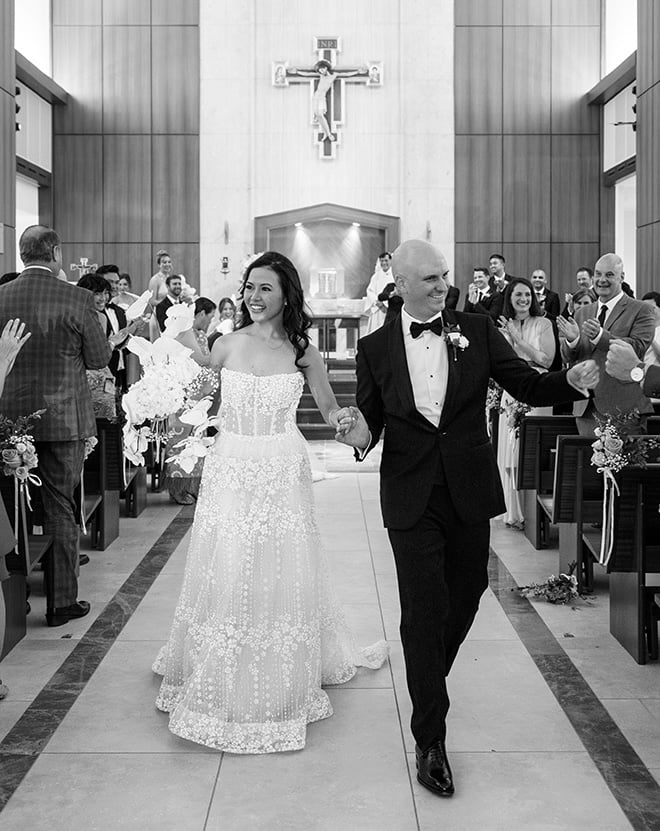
[356,308,581,751]
[357,309,579,529]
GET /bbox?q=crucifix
[273,37,382,160]
[70,257,98,277]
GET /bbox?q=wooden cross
[70,257,98,277]
[273,37,382,160]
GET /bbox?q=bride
[154,252,388,753]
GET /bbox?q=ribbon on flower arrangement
[597,467,620,567]
[13,472,43,570]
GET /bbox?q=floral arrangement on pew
[121,305,219,470]
[0,409,45,566]
[499,396,531,438]
[590,410,660,567]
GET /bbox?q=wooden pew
[81,420,119,549]
[516,415,578,548]
[0,480,53,658]
[582,466,660,664]
[549,435,603,592]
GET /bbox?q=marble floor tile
[0,640,77,699]
[206,688,417,831]
[116,572,181,642]
[0,753,220,831]
[408,751,632,831]
[44,641,212,754]
[0,701,31,743]
[602,699,660,770]
[389,639,585,754]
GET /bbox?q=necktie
[410,319,444,339]
[598,305,607,326]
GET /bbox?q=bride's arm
[302,344,347,430]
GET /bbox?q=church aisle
[0,461,657,829]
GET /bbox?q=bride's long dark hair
[236,252,312,368]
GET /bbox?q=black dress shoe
[416,741,454,797]
[46,601,91,627]
[79,554,90,566]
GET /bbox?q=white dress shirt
[400,307,449,427]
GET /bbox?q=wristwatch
[630,363,645,383]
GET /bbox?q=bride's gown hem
[154,368,388,754]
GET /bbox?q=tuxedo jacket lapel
[388,318,416,414]
[439,310,461,430]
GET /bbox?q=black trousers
[388,484,490,752]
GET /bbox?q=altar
[305,266,364,361]
[306,298,364,361]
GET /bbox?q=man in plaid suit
[0,226,112,626]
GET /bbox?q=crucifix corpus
[70,257,98,277]
[273,37,382,160]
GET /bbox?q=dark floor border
[488,549,660,831]
[0,506,193,810]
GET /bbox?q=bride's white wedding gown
[154,368,388,753]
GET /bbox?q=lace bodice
[219,368,304,437]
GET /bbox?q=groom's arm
[336,341,383,459]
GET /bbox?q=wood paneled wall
[637,1,660,297]
[51,0,199,293]
[454,0,602,301]
[0,0,16,274]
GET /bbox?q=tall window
[614,175,636,291]
[15,174,40,268]
[603,0,637,76]
[14,0,51,76]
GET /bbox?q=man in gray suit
[557,253,655,435]
[0,226,112,626]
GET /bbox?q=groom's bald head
[392,240,450,321]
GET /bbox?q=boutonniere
[443,324,469,361]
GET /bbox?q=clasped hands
[331,406,370,449]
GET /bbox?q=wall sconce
[221,256,230,274]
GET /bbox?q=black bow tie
[410,319,444,339]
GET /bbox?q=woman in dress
[496,277,556,529]
[114,273,140,310]
[154,252,388,752]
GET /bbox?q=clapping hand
[566,359,599,391]
[556,314,580,342]
[581,317,602,340]
[467,284,479,304]
[0,318,31,370]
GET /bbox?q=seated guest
[558,253,655,436]
[463,266,503,321]
[496,277,556,529]
[530,269,560,319]
[155,274,185,333]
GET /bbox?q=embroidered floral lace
[154,368,388,753]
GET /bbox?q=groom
[338,240,598,797]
